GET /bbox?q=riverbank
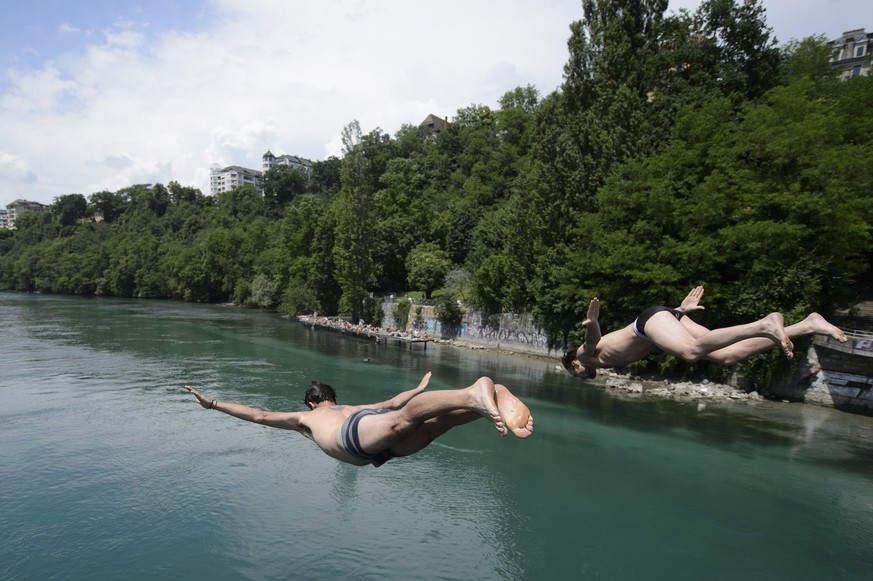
[433,336,769,405]
[300,309,873,414]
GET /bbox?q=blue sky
[1,0,871,205]
[0,1,216,80]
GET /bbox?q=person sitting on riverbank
[184,372,533,467]
[562,286,848,379]
[306,315,433,342]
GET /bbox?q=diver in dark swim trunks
[184,372,534,468]
[339,408,396,466]
[632,306,684,340]
[562,286,848,379]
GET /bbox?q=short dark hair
[304,381,337,406]
[561,348,578,372]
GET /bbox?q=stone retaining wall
[768,341,873,413]
[381,300,554,356]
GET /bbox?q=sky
[1,0,871,206]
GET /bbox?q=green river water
[1,293,872,580]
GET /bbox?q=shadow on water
[531,360,873,483]
[535,373,795,447]
[804,439,873,478]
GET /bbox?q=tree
[572,74,873,332]
[310,157,342,195]
[88,190,128,223]
[333,120,376,321]
[52,194,89,227]
[263,165,307,211]
[168,181,205,206]
[278,278,320,316]
[444,266,471,301]
[215,185,266,221]
[780,35,838,84]
[690,0,780,101]
[406,242,451,299]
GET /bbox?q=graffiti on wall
[382,301,551,352]
[855,339,873,352]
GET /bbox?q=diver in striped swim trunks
[562,286,847,379]
[185,372,533,467]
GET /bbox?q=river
[1,293,872,580]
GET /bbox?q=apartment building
[4,199,48,229]
[209,164,263,195]
[210,150,314,196]
[262,150,313,178]
[830,28,872,79]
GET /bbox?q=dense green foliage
[1,1,871,383]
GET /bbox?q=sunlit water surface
[2,293,872,580]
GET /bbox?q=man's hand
[582,298,600,326]
[678,286,706,314]
[184,385,214,409]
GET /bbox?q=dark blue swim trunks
[338,408,395,467]
[633,306,684,340]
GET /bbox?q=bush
[278,283,320,316]
[250,274,277,308]
[362,296,384,327]
[435,294,464,327]
[233,279,252,306]
[392,299,412,331]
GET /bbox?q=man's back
[301,404,375,466]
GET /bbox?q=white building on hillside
[262,150,313,178]
[4,199,48,229]
[210,164,263,195]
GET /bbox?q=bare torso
[577,324,655,368]
[298,404,384,466]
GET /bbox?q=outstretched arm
[367,372,432,410]
[579,298,602,357]
[184,386,305,431]
[676,285,706,315]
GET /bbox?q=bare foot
[763,312,794,358]
[803,313,847,342]
[495,384,533,439]
[468,377,507,436]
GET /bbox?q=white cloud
[0,153,37,183]
[2,0,870,206]
[0,0,581,204]
[58,23,81,34]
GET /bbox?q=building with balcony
[4,199,48,229]
[210,164,263,195]
[830,28,872,79]
[262,150,313,178]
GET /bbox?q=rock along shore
[433,337,768,405]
